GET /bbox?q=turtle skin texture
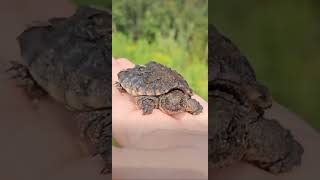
[116,61,203,115]
[7,6,112,173]
[208,24,303,174]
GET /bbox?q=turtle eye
[186,89,192,95]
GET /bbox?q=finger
[116,58,135,67]
[111,58,208,148]
[126,126,207,150]
[112,105,180,147]
[113,92,208,147]
[112,147,208,180]
[112,105,208,150]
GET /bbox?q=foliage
[112,0,208,100]
[73,0,208,100]
[112,32,208,100]
[209,0,320,128]
[73,0,320,129]
[73,0,111,9]
[72,0,208,146]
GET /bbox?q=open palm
[112,58,208,148]
[112,58,208,179]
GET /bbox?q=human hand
[112,57,208,179]
[2,1,319,179]
[53,100,319,180]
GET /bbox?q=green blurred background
[209,0,320,129]
[112,0,208,101]
[74,0,208,101]
[73,0,319,129]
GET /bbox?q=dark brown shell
[17,6,112,110]
[117,61,192,96]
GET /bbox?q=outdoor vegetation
[112,0,208,100]
[73,0,320,129]
[210,0,320,129]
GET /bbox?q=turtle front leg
[6,60,46,99]
[244,117,303,173]
[78,109,112,174]
[135,96,159,115]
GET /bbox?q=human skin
[112,58,320,180]
[0,0,319,179]
[112,58,208,179]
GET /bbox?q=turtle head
[185,98,203,115]
[244,83,272,110]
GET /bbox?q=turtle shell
[17,6,112,110]
[208,24,257,83]
[117,61,193,96]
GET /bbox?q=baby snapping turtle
[116,61,203,115]
[7,6,112,173]
[208,24,303,174]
